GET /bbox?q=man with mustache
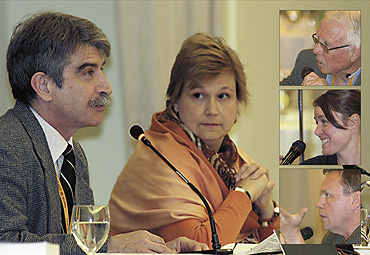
[0,11,207,255]
[280,169,360,244]
[280,11,360,86]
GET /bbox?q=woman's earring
[174,104,179,113]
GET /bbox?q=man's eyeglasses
[312,33,350,53]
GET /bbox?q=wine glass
[71,205,110,255]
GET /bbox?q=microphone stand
[298,90,304,162]
[343,165,370,177]
[138,136,233,255]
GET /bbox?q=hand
[279,233,286,244]
[235,163,269,183]
[236,163,268,202]
[165,236,209,253]
[236,163,275,218]
[302,72,328,86]
[279,155,283,164]
[279,207,308,244]
[254,180,275,219]
[107,230,175,253]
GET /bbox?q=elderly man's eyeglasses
[312,33,350,53]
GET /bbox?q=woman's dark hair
[7,11,111,105]
[313,90,360,129]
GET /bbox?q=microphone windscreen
[292,140,306,154]
[129,125,144,140]
[280,140,306,165]
[300,226,313,240]
[301,67,314,79]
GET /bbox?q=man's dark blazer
[321,226,360,245]
[0,100,105,255]
[280,49,361,86]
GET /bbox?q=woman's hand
[254,180,275,219]
[235,163,269,183]
[235,163,275,218]
[235,163,269,202]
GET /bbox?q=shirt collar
[30,107,73,163]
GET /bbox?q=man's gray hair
[324,11,361,48]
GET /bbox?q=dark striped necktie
[60,144,76,233]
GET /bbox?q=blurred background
[0,1,369,228]
[280,10,321,81]
[280,168,325,244]
[279,10,323,162]
[280,89,323,163]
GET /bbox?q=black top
[300,154,338,165]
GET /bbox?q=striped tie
[60,144,76,233]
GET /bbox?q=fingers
[280,233,286,244]
[280,207,308,219]
[236,163,270,182]
[250,166,269,180]
[235,164,248,182]
[108,230,175,254]
[165,237,209,253]
[302,73,328,86]
[259,180,275,197]
[299,207,308,218]
[280,207,289,217]
[279,155,284,164]
[280,207,308,230]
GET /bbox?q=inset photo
[280,10,361,86]
[279,168,361,245]
[280,89,360,165]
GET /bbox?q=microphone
[301,67,314,79]
[300,227,313,241]
[129,125,233,255]
[280,140,306,165]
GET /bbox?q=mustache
[88,94,112,107]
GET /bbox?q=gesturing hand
[279,207,308,244]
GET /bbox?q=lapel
[13,100,61,232]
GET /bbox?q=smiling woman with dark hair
[301,90,361,165]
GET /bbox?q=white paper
[0,242,59,255]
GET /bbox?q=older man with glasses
[281,11,361,86]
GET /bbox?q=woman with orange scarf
[109,33,279,248]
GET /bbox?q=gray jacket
[321,226,360,245]
[280,49,361,86]
[0,100,105,255]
